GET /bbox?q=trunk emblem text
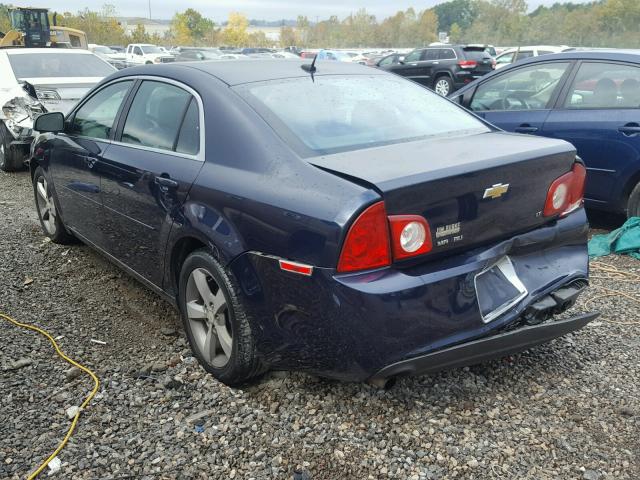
[483,183,510,199]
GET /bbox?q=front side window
[516,51,534,60]
[404,50,421,62]
[470,62,570,111]
[133,47,143,56]
[121,81,193,152]
[565,62,640,109]
[496,52,514,64]
[237,75,489,155]
[379,55,394,66]
[70,81,132,139]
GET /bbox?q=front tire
[0,123,23,172]
[433,76,454,96]
[178,249,264,386]
[32,167,74,244]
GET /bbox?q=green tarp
[588,216,640,260]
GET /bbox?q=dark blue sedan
[30,60,596,386]
[450,50,640,217]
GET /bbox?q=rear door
[48,79,134,248]
[543,61,640,210]
[467,61,573,134]
[99,79,205,285]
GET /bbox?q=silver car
[0,48,116,171]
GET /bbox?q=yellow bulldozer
[0,7,87,49]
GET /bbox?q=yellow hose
[0,312,100,479]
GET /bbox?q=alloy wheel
[434,79,451,96]
[35,176,57,235]
[185,268,233,368]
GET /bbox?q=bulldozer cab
[8,8,50,47]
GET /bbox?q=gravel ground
[1,169,638,480]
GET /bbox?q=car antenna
[301,54,317,81]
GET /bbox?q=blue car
[450,50,640,217]
[30,60,596,386]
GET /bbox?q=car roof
[511,49,640,64]
[126,59,385,86]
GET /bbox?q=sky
[13,0,594,22]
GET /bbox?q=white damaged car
[0,48,116,171]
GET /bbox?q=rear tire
[626,182,640,218]
[0,123,23,172]
[178,249,265,386]
[32,167,75,244]
[433,76,454,96]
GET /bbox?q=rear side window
[439,49,456,60]
[175,98,200,155]
[71,81,133,139]
[237,75,489,156]
[470,62,570,111]
[121,81,192,152]
[565,62,640,109]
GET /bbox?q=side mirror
[398,60,405,65]
[34,112,65,133]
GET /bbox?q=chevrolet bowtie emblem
[483,183,510,199]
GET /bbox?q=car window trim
[555,59,640,111]
[109,75,205,162]
[65,78,136,142]
[468,60,575,113]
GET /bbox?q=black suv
[378,45,495,96]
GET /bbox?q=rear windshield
[8,53,115,78]
[462,48,492,60]
[236,75,489,155]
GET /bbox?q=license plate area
[474,256,528,323]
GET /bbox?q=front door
[49,80,134,247]
[100,79,204,286]
[543,61,640,211]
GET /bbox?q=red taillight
[388,215,433,261]
[543,163,586,217]
[337,202,391,273]
[337,203,434,273]
[458,60,477,69]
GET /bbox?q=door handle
[515,124,539,133]
[619,123,640,136]
[432,61,439,65]
[409,63,418,66]
[155,175,178,188]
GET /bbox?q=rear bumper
[370,311,598,383]
[230,209,591,382]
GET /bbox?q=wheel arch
[167,234,217,298]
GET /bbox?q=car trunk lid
[310,132,577,258]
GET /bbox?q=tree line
[1,0,638,48]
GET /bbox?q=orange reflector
[279,259,314,276]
